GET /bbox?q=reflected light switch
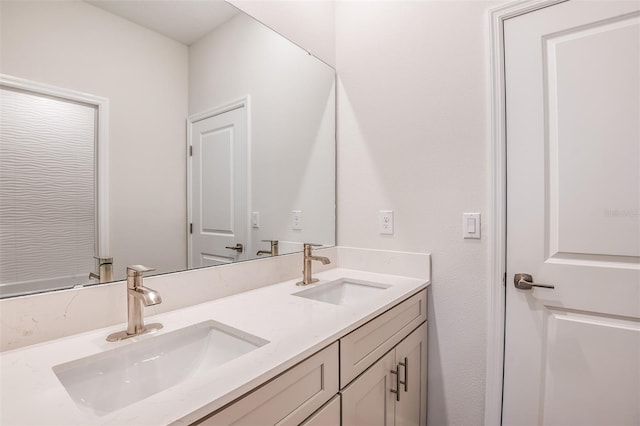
[292,210,302,230]
[463,213,481,239]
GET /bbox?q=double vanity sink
[53,278,391,417]
[1,267,428,425]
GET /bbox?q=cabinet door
[341,350,395,426]
[395,323,428,426]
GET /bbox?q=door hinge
[189,145,193,156]
[189,223,193,234]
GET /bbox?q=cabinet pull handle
[390,367,400,402]
[399,357,408,392]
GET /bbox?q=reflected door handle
[514,273,555,290]
[225,243,244,253]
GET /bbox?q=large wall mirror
[0,0,336,298]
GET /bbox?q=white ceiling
[85,0,240,45]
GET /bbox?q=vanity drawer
[300,395,340,426]
[198,342,338,425]
[339,289,427,387]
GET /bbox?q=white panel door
[503,2,640,425]
[190,107,248,267]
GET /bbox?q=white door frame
[186,96,251,268]
[0,74,110,257]
[485,1,567,424]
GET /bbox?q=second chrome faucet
[297,243,331,286]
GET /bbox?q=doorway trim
[0,74,110,257]
[186,96,251,268]
[485,1,567,424]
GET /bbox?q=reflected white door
[503,2,640,425]
[189,107,248,267]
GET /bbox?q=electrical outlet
[251,211,260,228]
[378,210,394,235]
[292,210,302,230]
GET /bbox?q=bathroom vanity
[199,289,427,425]
[0,251,430,425]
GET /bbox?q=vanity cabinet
[197,342,338,425]
[341,323,428,426]
[193,289,428,426]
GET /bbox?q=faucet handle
[127,265,155,276]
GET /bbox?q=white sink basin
[53,320,268,416]
[293,278,391,305]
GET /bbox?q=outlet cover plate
[379,210,394,235]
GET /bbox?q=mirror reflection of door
[0,79,107,297]
[189,104,248,268]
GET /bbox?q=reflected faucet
[89,256,113,283]
[297,243,331,286]
[107,265,163,342]
[256,240,279,256]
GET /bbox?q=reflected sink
[53,320,268,416]
[293,278,391,305]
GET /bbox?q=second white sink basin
[53,320,268,416]
[293,278,390,305]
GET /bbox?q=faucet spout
[309,255,331,265]
[129,286,162,306]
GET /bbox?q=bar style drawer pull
[390,367,400,401]
[399,357,408,392]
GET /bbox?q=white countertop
[0,268,429,425]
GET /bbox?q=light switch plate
[251,212,260,228]
[463,212,481,239]
[379,210,394,235]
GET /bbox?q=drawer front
[300,394,340,426]
[340,289,427,387]
[199,342,339,426]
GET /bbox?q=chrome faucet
[107,265,163,342]
[297,243,331,286]
[257,240,279,256]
